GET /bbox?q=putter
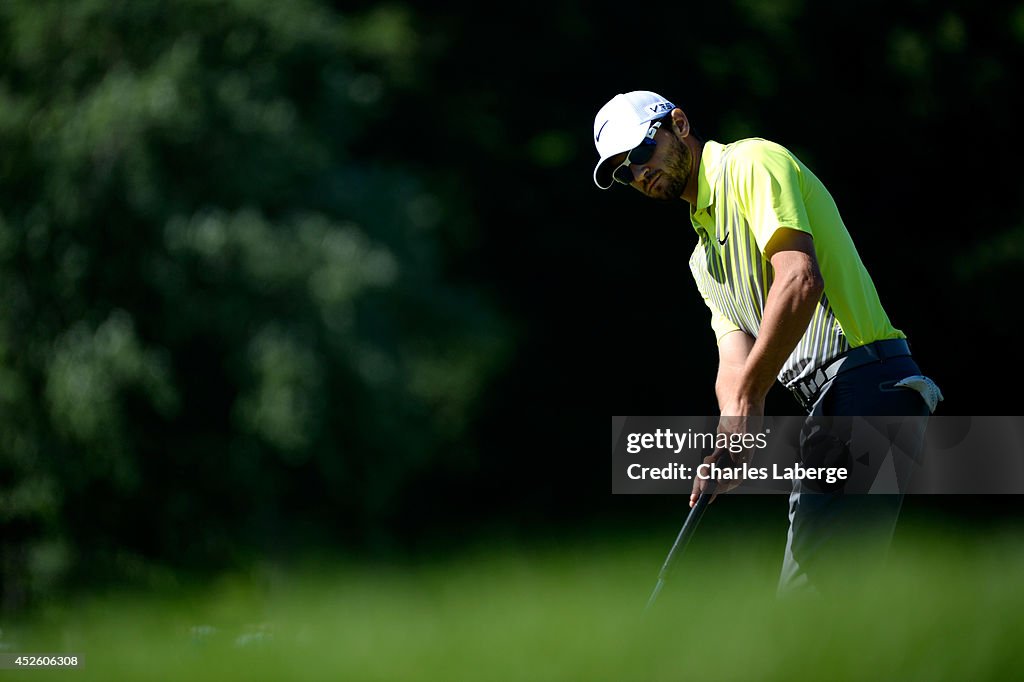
[644,478,719,613]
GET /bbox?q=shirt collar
[695,140,724,211]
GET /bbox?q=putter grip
[686,479,716,524]
[679,477,718,540]
[665,478,718,571]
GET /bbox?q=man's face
[611,122,693,201]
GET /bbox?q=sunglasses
[612,120,663,186]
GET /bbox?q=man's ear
[670,108,690,138]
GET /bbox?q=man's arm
[690,228,823,508]
[724,227,824,415]
[689,330,755,507]
[715,330,755,411]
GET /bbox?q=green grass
[5,522,1024,681]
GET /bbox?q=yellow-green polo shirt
[688,138,904,388]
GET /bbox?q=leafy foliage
[0,0,506,607]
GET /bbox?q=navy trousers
[778,354,932,596]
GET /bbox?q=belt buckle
[793,378,815,412]
[793,366,829,412]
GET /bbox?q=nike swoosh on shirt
[717,233,729,246]
[596,120,609,143]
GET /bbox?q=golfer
[593,90,943,595]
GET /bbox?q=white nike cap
[592,90,676,190]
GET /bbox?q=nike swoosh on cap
[596,120,609,143]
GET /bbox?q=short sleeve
[731,141,813,254]
[701,290,741,344]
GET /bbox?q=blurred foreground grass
[3,517,1024,681]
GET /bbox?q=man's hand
[689,409,764,508]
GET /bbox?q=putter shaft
[644,481,718,613]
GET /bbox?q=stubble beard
[652,136,692,201]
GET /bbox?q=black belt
[789,338,912,412]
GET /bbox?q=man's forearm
[734,268,823,407]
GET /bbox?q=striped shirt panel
[689,231,850,387]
